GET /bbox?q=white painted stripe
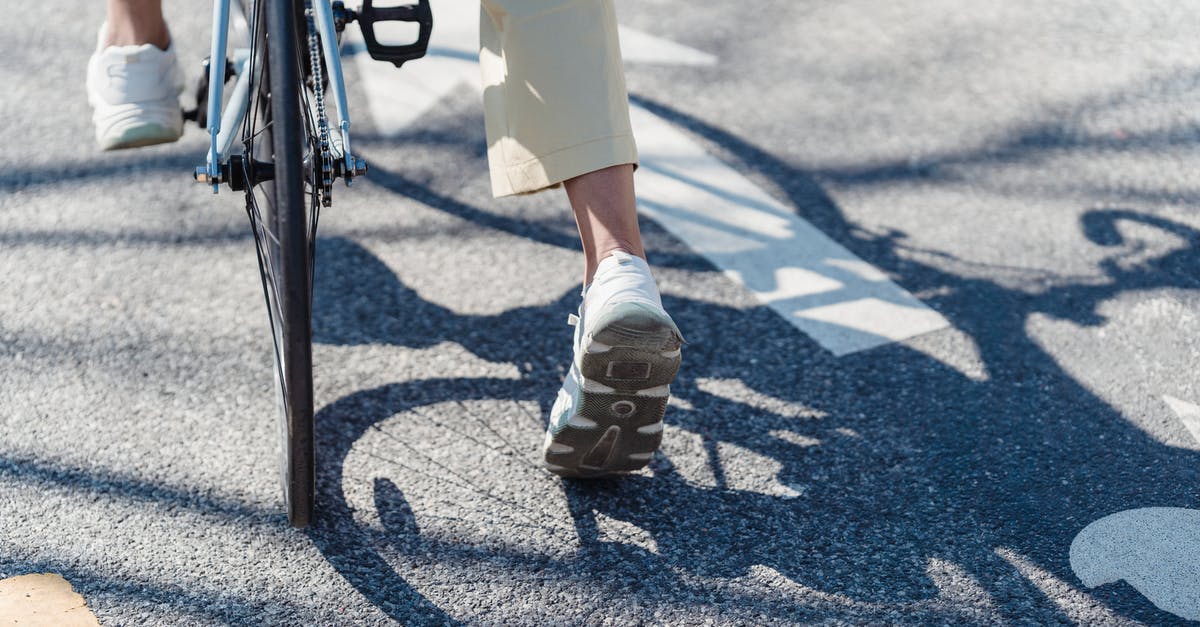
[1163,395,1200,449]
[350,13,949,355]
[630,105,949,355]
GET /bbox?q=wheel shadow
[305,112,1200,623]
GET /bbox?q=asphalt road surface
[3,0,1199,624]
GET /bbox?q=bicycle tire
[242,0,317,528]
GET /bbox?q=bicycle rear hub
[193,154,364,191]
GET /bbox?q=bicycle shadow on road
[305,101,1200,623]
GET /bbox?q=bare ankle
[105,23,170,49]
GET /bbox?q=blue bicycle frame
[195,0,359,193]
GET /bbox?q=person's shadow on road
[305,100,1200,623]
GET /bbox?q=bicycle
[186,0,432,527]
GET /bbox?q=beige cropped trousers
[479,0,638,197]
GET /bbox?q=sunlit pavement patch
[1070,507,1200,621]
[346,5,950,356]
[1163,396,1200,450]
[0,573,100,626]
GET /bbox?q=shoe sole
[98,122,182,151]
[544,303,683,478]
[92,100,183,151]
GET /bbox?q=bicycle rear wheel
[241,0,320,527]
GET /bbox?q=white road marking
[346,8,949,355]
[1070,508,1200,621]
[631,105,949,355]
[1162,395,1200,449]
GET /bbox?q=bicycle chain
[306,7,334,207]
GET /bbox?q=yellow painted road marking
[0,573,100,626]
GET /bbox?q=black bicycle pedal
[357,0,432,68]
[183,57,235,129]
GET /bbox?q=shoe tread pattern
[545,305,682,478]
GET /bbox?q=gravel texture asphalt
[2,0,1199,624]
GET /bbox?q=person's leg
[87,0,184,150]
[105,0,170,49]
[480,0,682,477]
[479,0,638,198]
[564,164,646,286]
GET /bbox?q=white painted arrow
[345,5,950,355]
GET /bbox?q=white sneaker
[544,251,684,477]
[86,24,184,150]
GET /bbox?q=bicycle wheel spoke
[406,404,535,468]
[344,476,567,535]
[364,425,561,530]
[452,400,544,469]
